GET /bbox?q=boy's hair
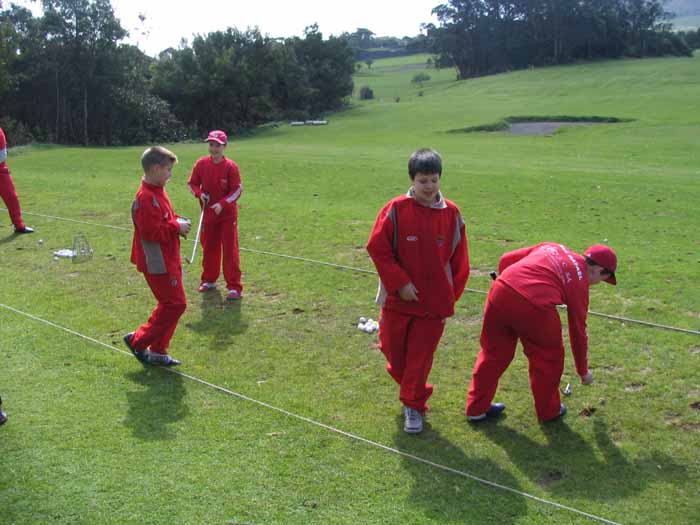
[584,256,612,276]
[141,146,178,172]
[408,148,442,179]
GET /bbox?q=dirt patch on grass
[624,382,646,392]
[579,406,597,417]
[508,122,601,135]
[690,402,700,410]
[678,423,700,432]
[537,470,564,487]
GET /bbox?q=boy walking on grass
[367,148,470,434]
[187,130,243,300]
[123,146,191,366]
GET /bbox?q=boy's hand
[178,220,192,236]
[398,282,419,302]
[211,203,223,215]
[200,193,210,205]
[580,371,594,385]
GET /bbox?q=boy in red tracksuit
[0,127,33,234]
[187,130,243,300]
[123,146,191,366]
[466,242,618,422]
[367,148,470,434]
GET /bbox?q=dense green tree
[428,0,691,79]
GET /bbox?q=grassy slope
[1,54,699,524]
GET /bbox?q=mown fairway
[1,54,699,524]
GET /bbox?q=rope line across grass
[9,208,700,336]
[0,301,621,525]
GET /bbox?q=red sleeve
[220,161,242,208]
[450,213,470,301]
[134,194,179,242]
[187,160,204,199]
[566,284,590,376]
[497,243,545,273]
[0,128,6,149]
[366,201,412,293]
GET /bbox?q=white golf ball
[363,325,374,333]
[367,318,374,325]
[357,323,365,330]
[603,238,609,243]
[359,316,367,324]
[38,239,44,245]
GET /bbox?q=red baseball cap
[584,244,617,285]
[205,130,227,145]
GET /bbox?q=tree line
[0,1,354,146]
[1,0,695,146]
[426,0,693,79]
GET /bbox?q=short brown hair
[141,146,177,172]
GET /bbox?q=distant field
[2,53,699,524]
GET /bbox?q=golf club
[186,208,205,264]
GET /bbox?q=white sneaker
[403,406,423,434]
[198,282,216,292]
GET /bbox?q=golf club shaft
[188,208,205,264]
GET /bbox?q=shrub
[359,86,374,100]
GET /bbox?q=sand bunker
[507,121,602,135]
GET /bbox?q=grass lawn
[1,53,699,524]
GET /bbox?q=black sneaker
[0,396,7,426]
[146,353,181,367]
[123,332,148,364]
[468,402,506,422]
[14,226,34,234]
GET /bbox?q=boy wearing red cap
[123,146,191,366]
[367,148,470,434]
[466,242,617,422]
[187,130,243,300]
[0,127,33,234]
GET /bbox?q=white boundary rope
[10,208,699,336]
[0,301,621,525]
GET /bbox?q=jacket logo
[406,235,418,241]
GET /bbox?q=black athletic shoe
[468,402,506,422]
[123,332,148,364]
[0,396,7,426]
[146,353,181,367]
[542,403,567,423]
[14,226,34,234]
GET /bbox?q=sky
[11,0,441,56]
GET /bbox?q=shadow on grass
[393,423,527,524]
[185,289,249,351]
[0,233,18,245]
[123,368,188,441]
[479,418,687,501]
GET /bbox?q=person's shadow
[393,424,527,524]
[478,417,687,501]
[123,368,188,441]
[0,233,19,245]
[185,289,249,351]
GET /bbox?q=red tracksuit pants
[379,308,445,412]
[200,219,241,292]
[131,272,187,354]
[0,172,26,229]
[466,280,564,421]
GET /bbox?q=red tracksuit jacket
[0,127,9,175]
[367,190,470,319]
[498,242,590,375]
[187,156,241,223]
[130,181,182,276]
